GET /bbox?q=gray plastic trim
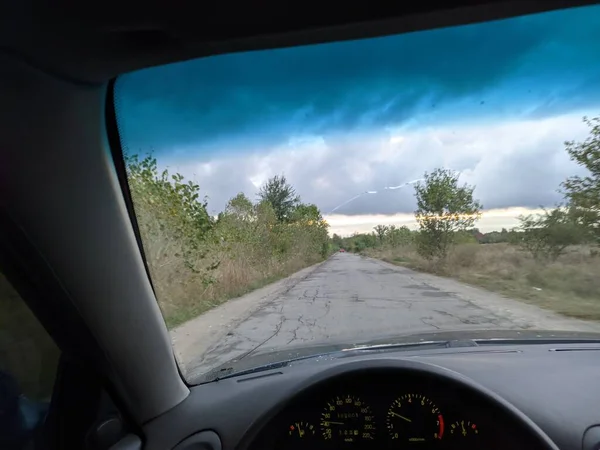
[109,434,143,450]
[582,425,600,450]
[1,53,189,422]
[173,430,222,450]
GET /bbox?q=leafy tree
[216,193,256,244]
[507,228,524,245]
[125,153,219,296]
[480,230,511,244]
[125,153,214,247]
[373,225,388,244]
[414,168,482,260]
[291,203,322,223]
[454,230,479,244]
[224,192,254,221]
[561,115,600,242]
[257,174,300,223]
[517,207,585,261]
[332,233,344,249]
[385,225,412,247]
[342,232,377,252]
[289,203,330,258]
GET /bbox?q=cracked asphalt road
[172,252,600,379]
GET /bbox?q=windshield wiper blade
[211,340,462,381]
[212,351,335,381]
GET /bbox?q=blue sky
[115,4,600,234]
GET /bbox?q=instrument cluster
[283,392,482,449]
[248,370,538,450]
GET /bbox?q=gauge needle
[390,412,412,423]
[324,421,345,425]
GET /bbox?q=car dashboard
[143,341,600,450]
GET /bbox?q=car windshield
[113,4,600,384]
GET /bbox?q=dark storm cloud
[116,5,600,153]
[114,5,600,217]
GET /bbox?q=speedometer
[320,395,375,442]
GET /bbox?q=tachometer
[320,395,375,442]
[386,394,444,442]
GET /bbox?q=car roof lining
[1,0,597,84]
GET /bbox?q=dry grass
[154,252,322,328]
[126,155,330,329]
[141,229,324,329]
[367,243,600,321]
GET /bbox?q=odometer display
[320,395,375,442]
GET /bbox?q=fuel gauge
[288,421,316,439]
[449,420,479,437]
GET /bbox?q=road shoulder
[170,257,331,375]
[366,255,600,332]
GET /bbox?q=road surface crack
[420,317,441,330]
[302,287,320,305]
[236,304,286,361]
[286,318,302,345]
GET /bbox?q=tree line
[125,156,330,326]
[336,115,600,263]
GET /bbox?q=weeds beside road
[126,155,331,328]
[366,243,600,321]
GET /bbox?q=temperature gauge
[450,420,479,437]
[288,422,316,439]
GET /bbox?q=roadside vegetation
[339,115,600,321]
[125,156,331,328]
[1,115,598,401]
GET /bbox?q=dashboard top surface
[143,342,600,450]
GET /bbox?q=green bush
[518,207,586,262]
[125,154,331,327]
[414,168,482,260]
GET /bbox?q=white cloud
[160,110,595,234]
[325,207,545,237]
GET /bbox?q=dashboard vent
[475,338,600,346]
[415,349,521,358]
[549,347,600,352]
